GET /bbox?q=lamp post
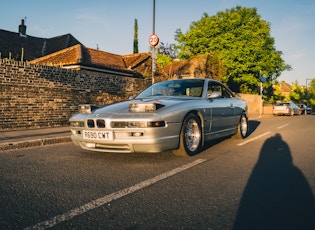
[152,0,156,84]
[259,74,267,118]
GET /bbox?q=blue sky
[1,0,315,85]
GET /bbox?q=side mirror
[208,91,222,99]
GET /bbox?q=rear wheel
[234,113,248,139]
[172,113,202,156]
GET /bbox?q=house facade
[1,19,153,79]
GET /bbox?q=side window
[207,82,234,98]
[207,82,222,98]
[221,85,234,98]
[187,87,203,97]
[208,83,217,94]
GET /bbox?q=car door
[207,82,235,134]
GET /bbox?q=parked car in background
[272,102,301,116]
[298,104,308,115]
[306,107,312,114]
[69,78,249,156]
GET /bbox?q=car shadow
[247,120,260,136]
[233,133,315,230]
[200,137,229,152]
[200,120,261,152]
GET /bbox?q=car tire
[172,113,202,156]
[234,113,248,139]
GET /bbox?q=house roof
[30,44,152,78]
[1,19,152,78]
[123,52,152,77]
[280,81,292,92]
[0,29,81,61]
[30,44,125,68]
[162,60,190,76]
[123,52,151,69]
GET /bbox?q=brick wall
[0,59,265,130]
[0,59,150,130]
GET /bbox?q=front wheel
[172,113,202,157]
[234,113,248,139]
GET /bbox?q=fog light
[85,143,96,148]
[131,132,143,137]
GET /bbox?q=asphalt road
[1,115,315,230]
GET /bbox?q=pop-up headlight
[79,104,99,114]
[79,104,92,114]
[129,103,164,112]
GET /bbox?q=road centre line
[25,158,207,230]
[237,131,271,146]
[277,123,289,129]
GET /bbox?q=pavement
[0,126,71,151]
[0,113,271,152]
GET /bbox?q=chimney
[19,19,27,37]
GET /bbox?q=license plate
[83,130,114,140]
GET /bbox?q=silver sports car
[69,78,249,156]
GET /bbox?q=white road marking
[25,158,207,230]
[277,123,289,129]
[237,131,271,146]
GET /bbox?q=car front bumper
[70,124,181,153]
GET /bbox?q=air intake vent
[87,119,95,128]
[96,119,105,128]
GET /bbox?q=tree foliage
[289,83,305,103]
[157,42,176,67]
[158,42,177,59]
[157,53,173,67]
[307,78,315,107]
[133,19,138,54]
[175,6,291,93]
[272,84,285,102]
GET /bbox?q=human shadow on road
[233,133,315,230]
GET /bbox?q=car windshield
[136,79,205,98]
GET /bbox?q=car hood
[72,97,200,120]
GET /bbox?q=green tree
[175,6,291,93]
[272,84,285,102]
[289,82,304,103]
[133,19,138,54]
[157,54,172,67]
[157,42,176,67]
[307,78,315,107]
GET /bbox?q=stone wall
[238,93,262,115]
[0,59,150,130]
[238,94,273,116]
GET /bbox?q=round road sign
[149,34,159,47]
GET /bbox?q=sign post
[149,33,159,84]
